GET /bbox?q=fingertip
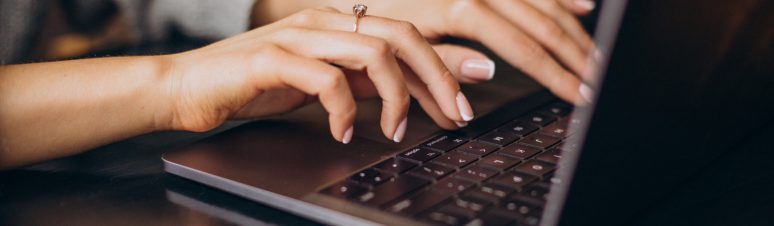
[456,91,475,121]
[560,0,595,15]
[392,117,407,143]
[578,82,595,105]
[342,125,354,144]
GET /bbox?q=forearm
[0,56,172,169]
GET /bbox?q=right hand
[159,7,475,144]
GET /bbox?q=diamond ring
[352,4,367,32]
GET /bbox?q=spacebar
[355,175,430,207]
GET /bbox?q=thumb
[432,44,496,84]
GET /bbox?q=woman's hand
[162,7,475,144]
[253,0,598,104]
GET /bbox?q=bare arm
[0,8,481,170]
[0,56,172,169]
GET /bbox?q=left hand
[252,0,598,104]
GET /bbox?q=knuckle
[249,44,281,67]
[288,9,317,25]
[520,42,549,65]
[428,70,460,93]
[391,20,423,39]
[318,68,346,90]
[537,23,565,44]
[363,39,393,59]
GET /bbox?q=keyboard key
[519,133,561,149]
[502,195,545,217]
[500,121,539,137]
[453,197,489,212]
[407,162,455,180]
[478,130,520,147]
[322,181,367,199]
[373,158,418,175]
[398,147,442,163]
[498,143,541,159]
[454,165,498,182]
[518,112,557,126]
[524,182,551,200]
[350,168,391,186]
[432,151,477,169]
[433,177,476,194]
[423,134,470,152]
[539,102,572,117]
[423,204,475,226]
[521,215,542,226]
[470,209,521,226]
[478,183,516,198]
[453,141,498,157]
[539,121,571,138]
[535,149,562,164]
[490,171,537,192]
[385,190,451,216]
[354,175,430,206]
[478,154,521,171]
[461,189,501,205]
[514,160,556,178]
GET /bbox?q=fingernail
[593,48,604,63]
[460,59,495,81]
[579,83,595,104]
[575,0,596,11]
[456,91,474,121]
[393,117,407,143]
[455,121,468,128]
[342,126,354,144]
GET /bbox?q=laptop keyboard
[320,101,579,226]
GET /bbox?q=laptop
[162,0,774,225]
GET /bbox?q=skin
[0,8,473,169]
[0,0,596,169]
[253,0,598,103]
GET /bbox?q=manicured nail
[342,126,354,144]
[455,121,468,128]
[460,59,495,81]
[576,0,596,11]
[456,91,474,121]
[579,83,595,104]
[393,117,407,143]
[593,48,604,63]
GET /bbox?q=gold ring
[352,4,367,32]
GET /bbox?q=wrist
[145,54,179,132]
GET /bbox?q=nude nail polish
[342,126,354,144]
[455,121,468,128]
[393,117,407,143]
[456,91,474,121]
[576,0,596,11]
[579,83,595,104]
[461,59,495,81]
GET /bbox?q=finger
[432,44,496,84]
[558,0,596,15]
[523,0,595,53]
[484,0,589,77]
[398,61,462,130]
[270,28,409,142]
[250,45,357,143]
[447,1,585,104]
[283,8,475,122]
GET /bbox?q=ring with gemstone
[352,4,367,32]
